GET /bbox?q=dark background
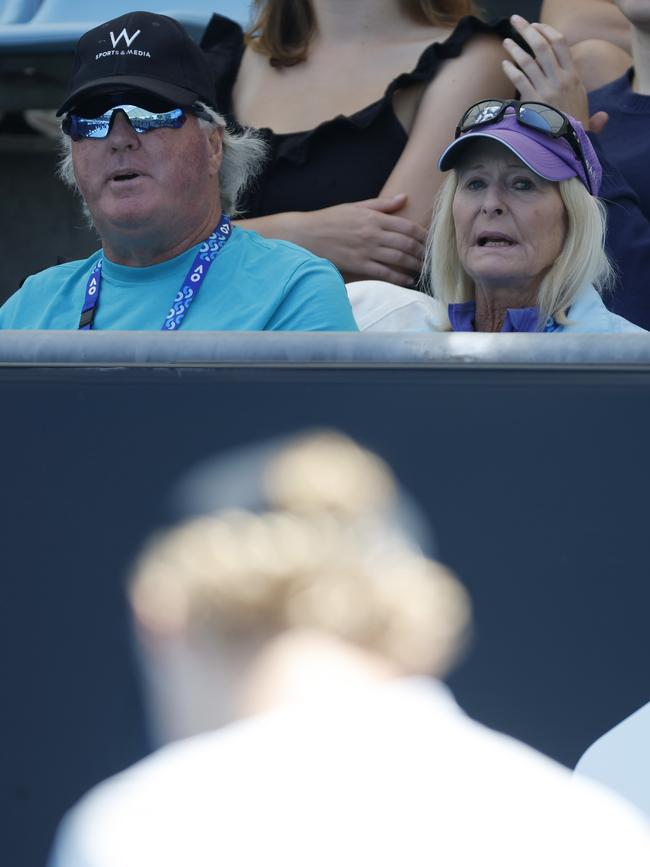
[2,361,649,867]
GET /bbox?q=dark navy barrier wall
[2,331,650,867]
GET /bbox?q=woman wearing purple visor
[422,99,644,333]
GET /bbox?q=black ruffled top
[201,15,513,218]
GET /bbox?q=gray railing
[1,330,650,367]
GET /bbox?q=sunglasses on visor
[456,99,593,191]
[62,101,209,141]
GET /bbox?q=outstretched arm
[501,16,605,130]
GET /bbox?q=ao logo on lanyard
[79,214,232,330]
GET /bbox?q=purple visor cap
[438,109,602,195]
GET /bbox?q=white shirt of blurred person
[349,99,644,333]
[575,699,650,820]
[0,12,357,333]
[47,431,650,867]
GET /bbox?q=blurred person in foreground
[0,11,356,332]
[47,430,650,866]
[576,698,650,820]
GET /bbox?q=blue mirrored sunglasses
[62,104,188,141]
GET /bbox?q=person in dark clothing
[588,0,650,221]
[201,0,514,286]
[500,13,650,330]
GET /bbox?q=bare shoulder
[412,28,509,89]
[233,45,275,121]
[402,23,453,48]
[542,0,616,17]
[419,32,510,102]
[237,44,270,84]
[455,31,509,64]
[391,27,511,139]
[405,30,512,140]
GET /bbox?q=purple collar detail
[448,301,550,333]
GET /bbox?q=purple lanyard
[79,214,232,330]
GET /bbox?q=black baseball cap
[57,11,216,116]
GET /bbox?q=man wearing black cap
[0,12,358,332]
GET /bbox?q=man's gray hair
[57,102,267,218]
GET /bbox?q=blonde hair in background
[422,173,615,330]
[261,431,395,518]
[130,432,470,678]
[246,0,478,67]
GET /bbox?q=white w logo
[109,28,141,48]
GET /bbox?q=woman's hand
[240,194,427,286]
[302,194,427,285]
[502,15,608,134]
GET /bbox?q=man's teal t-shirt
[0,227,358,332]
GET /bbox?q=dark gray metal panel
[2,360,650,866]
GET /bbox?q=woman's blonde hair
[422,169,615,330]
[245,0,478,67]
[130,432,470,677]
